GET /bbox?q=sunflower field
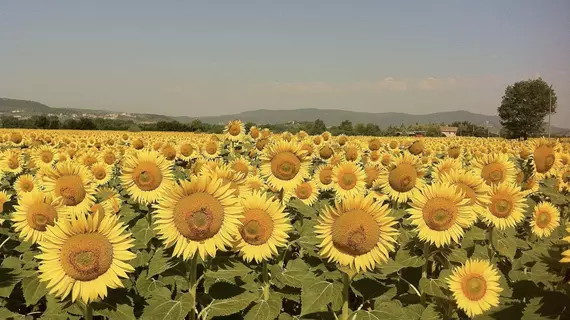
[0,123,570,320]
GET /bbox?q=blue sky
[1,1,569,126]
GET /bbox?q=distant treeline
[0,115,498,137]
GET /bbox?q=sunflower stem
[420,242,430,306]
[262,260,270,300]
[189,254,199,320]
[84,303,93,320]
[341,272,350,320]
[487,226,495,261]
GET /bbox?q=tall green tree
[498,78,557,139]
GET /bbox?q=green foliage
[498,77,557,138]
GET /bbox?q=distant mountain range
[1,97,568,134]
[0,98,173,123]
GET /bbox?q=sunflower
[447,259,502,318]
[97,187,123,214]
[529,138,562,179]
[245,176,267,193]
[473,153,516,186]
[120,150,173,204]
[480,183,527,230]
[368,138,381,152]
[343,144,362,162]
[408,140,424,156]
[315,194,398,272]
[32,145,57,169]
[202,140,222,159]
[432,158,462,182]
[332,162,366,200]
[249,126,260,140]
[1,149,24,175]
[376,153,425,204]
[90,162,113,186]
[229,157,253,177]
[312,164,333,192]
[260,140,310,191]
[12,191,66,244]
[42,161,96,217]
[160,143,177,161]
[408,183,476,247]
[101,148,118,166]
[364,163,382,189]
[380,153,393,167]
[234,191,291,263]
[154,175,243,260]
[0,190,12,212]
[77,150,101,168]
[14,174,37,197]
[177,142,198,161]
[289,180,319,206]
[224,120,245,142]
[318,144,335,162]
[37,213,136,303]
[530,201,560,238]
[441,169,490,216]
[202,163,250,198]
[447,145,462,159]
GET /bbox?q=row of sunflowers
[0,122,569,319]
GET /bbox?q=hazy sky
[1,1,569,126]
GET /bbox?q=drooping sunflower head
[408,140,424,155]
[12,190,65,244]
[481,182,527,230]
[260,140,310,191]
[154,175,243,260]
[120,150,174,204]
[529,138,562,179]
[376,153,425,204]
[315,194,399,272]
[37,213,136,303]
[530,201,560,238]
[448,146,461,159]
[474,153,516,186]
[234,191,291,263]
[408,183,476,247]
[42,161,96,217]
[447,259,503,318]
